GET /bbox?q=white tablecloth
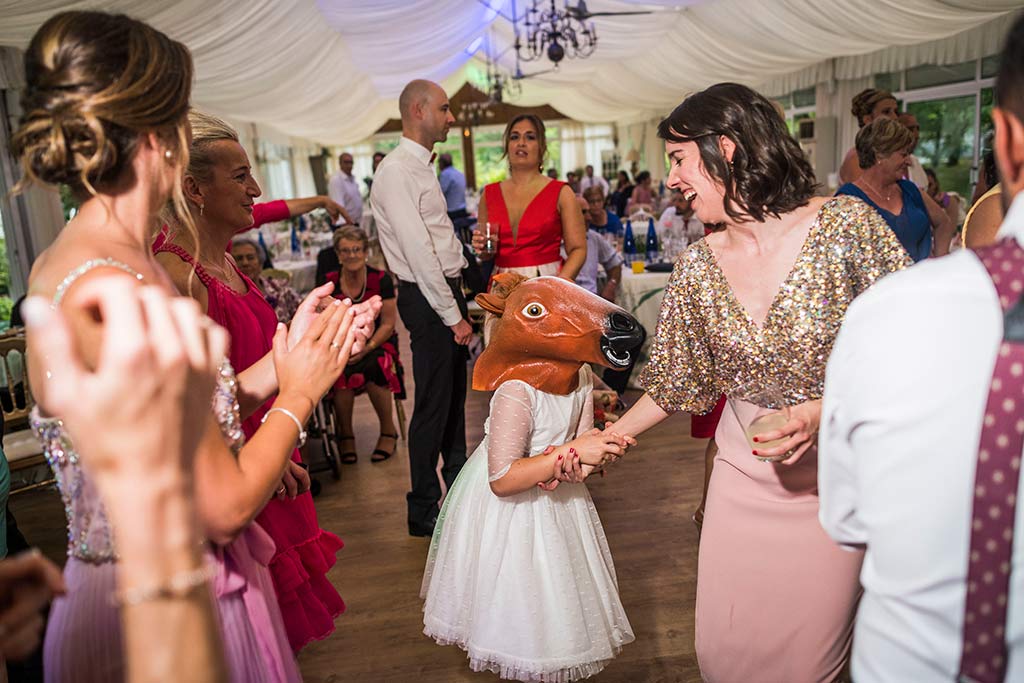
[618,267,671,385]
[275,259,317,293]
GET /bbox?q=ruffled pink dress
[157,242,345,651]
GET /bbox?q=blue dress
[836,180,931,262]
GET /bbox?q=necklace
[341,269,367,302]
[862,178,895,203]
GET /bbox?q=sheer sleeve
[575,367,596,438]
[486,381,536,482]
[830,195,912,296]
[638,247,718,415]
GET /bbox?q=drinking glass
[726,380,792,462]
[483,221,500,256]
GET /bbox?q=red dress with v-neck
[155,242,345,653]
[485,179,565,271]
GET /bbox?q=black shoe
[408,516,437,537]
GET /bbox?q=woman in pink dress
[585,83,911,681]
[157,110,356,652]
[472,114,587,281]
[14,12,365,681]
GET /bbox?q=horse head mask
[473,273,645,395]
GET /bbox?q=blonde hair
[855,119,915,168]
[186,110,240,185]
[11,11,192,203]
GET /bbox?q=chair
[1,334,51,495]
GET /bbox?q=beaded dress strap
[154,242,219,289]
[53,258,143,306]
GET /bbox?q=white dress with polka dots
[420,367,634,682]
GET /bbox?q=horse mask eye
[522,302,547,319]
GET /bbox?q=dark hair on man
[657,82,817,225]
[996,13,1024,124]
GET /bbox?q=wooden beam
[460,126,477,191]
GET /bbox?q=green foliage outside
[909,94,979,198]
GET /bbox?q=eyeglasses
[337,247,365,256]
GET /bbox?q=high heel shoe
[371,432,398,462]
[338,434,357,464]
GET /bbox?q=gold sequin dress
[639,195,911,682]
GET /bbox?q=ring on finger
[276,486,286,495]
[329,342,341,350]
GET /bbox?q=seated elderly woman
[325,227,404,463]
[836,119,954,262]
[230,236,303,323]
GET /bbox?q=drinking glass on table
[726,380,792,462]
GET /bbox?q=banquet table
[275,258,318,293]
[618,266,672,385]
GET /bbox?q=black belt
[398,276,462,289]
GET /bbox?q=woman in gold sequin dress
[598,84,912,681]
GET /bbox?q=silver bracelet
[261,406,308,448]
[111,563,217,607]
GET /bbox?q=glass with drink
[726,380,792,462]
[483,221,499,257]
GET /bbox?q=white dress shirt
[907,155,929,191]
[371,137,467,327]
[327,170,364,225]
[579,174,609,197]
[820,193,1024,683]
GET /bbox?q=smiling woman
[595,82,911,683]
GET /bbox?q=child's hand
[569,428,631,468]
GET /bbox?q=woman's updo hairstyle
[11,11,192,196]
[185,110,240,187]
[850,88,895,128]
[658,82,817,226]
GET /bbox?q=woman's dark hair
[617,170,631,185]
[924,167,938,183]
[11,11,193,196]
[502,114,547,168]
[635,170,651,184]
[657,82,817,225]
[855,119,913,169]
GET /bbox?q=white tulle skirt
[420,440,634,681]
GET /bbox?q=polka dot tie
[960,238,1024,683]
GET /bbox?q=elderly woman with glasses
[230,236,303,323]
[326,227,405,463]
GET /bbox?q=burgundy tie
[961,237,1024,683]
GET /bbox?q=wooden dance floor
[11,322,705,682]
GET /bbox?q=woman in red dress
[157,111,353,653]
[472,114,587,280]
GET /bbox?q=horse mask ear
[475,272,528,316]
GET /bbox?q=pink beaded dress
[33,260,301,682]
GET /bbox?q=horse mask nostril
[610,312,636,332]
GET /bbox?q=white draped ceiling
[0,0,1018,145]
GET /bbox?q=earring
[199,204,204,217]
[164,149,173,161]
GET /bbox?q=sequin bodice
[31,259,246,563]
[639,195,912,413]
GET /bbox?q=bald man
[371,79,470,537]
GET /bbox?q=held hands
[750,399,821,465]
[538,428,637,490]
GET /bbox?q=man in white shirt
[819,21,1024,681]
[327,152,363,225]
[371,79,470,537]
[899,112,929,191]
[578,164,609,197]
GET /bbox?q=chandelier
[514,0,596,64]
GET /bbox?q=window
[792,87,816,108]
[874,71,900,92]
[906,60,977,90]
[908,94,976,197]
[981,55,1000,79]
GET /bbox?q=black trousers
[396,278,469,526]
